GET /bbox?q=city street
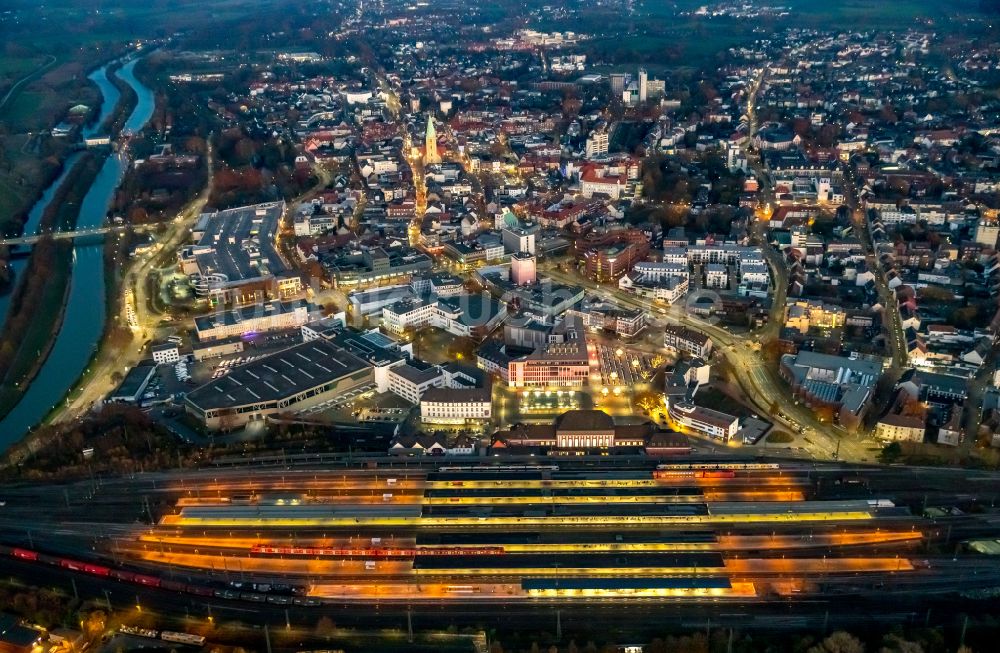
[536,259,873,462]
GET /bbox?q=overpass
[0,223,162,247]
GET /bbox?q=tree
[808,632,865,653]
[878,634,924,653]
[315,616,336,640]
[879,441,903,464]
[636,392,661,414]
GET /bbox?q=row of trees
[2,405,204,482]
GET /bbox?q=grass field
[0,56,46,79]
[0,176,28,234]
[2,92,46,131]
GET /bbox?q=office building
[609,73,628,97]
[667,402,740,441]
[502,222,539,255]
[151,343,181,365]
[508,315,591,388]
[780,351,882,429]
[194,300,320,342]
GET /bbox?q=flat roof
[672,402,738,429]
[392,362,443,385]
[522,577,732,591]
[418,531,717,546]
[186,339,370,411]
[191,202,288,284]
[180,503,421,519]
[195,300,316,332]
[323,328,406,367]
[413,552,724,570]
[425,486,701,499]
[113,363,156,399]
[708,500,873,515]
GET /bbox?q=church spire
[424,114,441,165]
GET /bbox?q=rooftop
[186,339,370,410]
[190,202,289,284]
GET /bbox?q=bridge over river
[0,223,161,247]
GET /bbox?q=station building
[492,409,657,450]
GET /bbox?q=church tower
[424,115,441,165]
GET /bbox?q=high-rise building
[502,222,538,255]
[638,67,648,103]
[585,125,609,159]
[609,73,628,97]
[425,115,441,165]
[650,79,666,98]
[510,251,537,286]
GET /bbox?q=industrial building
[184,338,373,429]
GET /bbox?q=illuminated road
[538,261,870,462]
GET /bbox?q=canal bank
[0,53,156,449]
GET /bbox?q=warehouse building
[184,338,373,430]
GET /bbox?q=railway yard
[0,457,998,618]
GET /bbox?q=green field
[2,92,46,131]
[0,176,27,235]
[0,56,46,78]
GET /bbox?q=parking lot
[593,344,657,388]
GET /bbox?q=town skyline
[0,0,999,651]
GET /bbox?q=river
[0,54,156,448]
[83,65,121,138]
[0,63,122,322]
[0,151,85,322]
